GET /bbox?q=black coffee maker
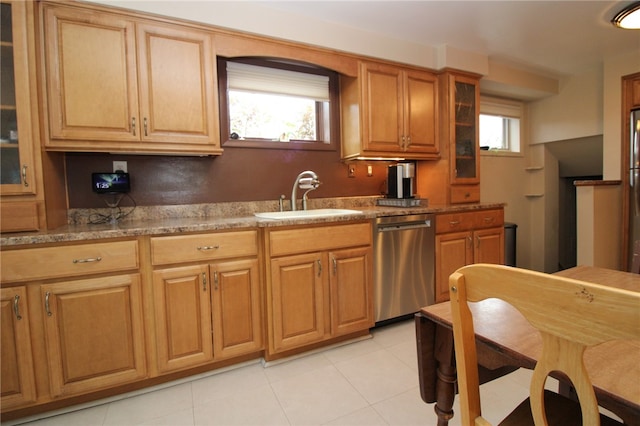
[387,163,415,198]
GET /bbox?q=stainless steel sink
[254,208,362,220]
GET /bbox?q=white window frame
[480,96,524,156]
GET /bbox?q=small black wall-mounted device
[91,172,130,194]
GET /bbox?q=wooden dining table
[415,265,640,426]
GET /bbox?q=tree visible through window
[229,91,316,141]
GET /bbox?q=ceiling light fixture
[612,1,640,29]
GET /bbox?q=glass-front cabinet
[0,0,35,195]
[452,80,478,181]
[446,72,480,204]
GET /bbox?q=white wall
[528,67,603,144]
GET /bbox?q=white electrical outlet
[113,161,128,173]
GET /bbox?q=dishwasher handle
[377,220,432,232]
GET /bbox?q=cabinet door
[136,23,219,148]
[269,252,325,353]
[153,265,212,373]
[211,259,262,360]
[361,62,403,152]
[449,74,480,185]
[404,70,438,155]
[0,286,36,409]
[41,274,146,397]
[474,227,505,265]
[42,4,139,143]
[329,247,373,336]
[435,231,473,303]
[1,1,36,196]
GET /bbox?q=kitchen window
[217,57,339,151]
[479,96,523,154]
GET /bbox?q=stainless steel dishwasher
[373,213,435,323]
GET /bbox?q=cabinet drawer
[435,212,475,234]
[269,222,371,257]
[1,240,139,283]
[0,202,40,233]
[473,209,504,229]
[450,185,480,204]
[151,230,258,265]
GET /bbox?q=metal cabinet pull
[13,295,22,320]
[73,257,102,264]
[332,257,337,275]
[21,165,29,187]
[449,221,460,227]
[476,235,481,248]
[214,271,219,290]
[197,245,220,251]
[144,117,148,136]
[45,291,52,317]
[317,259,322,277]
[467,236,472,247]
[401,135,406,149]
[202,272,207,291]
[406,136,412,148]
[483,217,495,224]
[132,117,136,136]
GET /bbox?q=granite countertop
[0,198,505,247]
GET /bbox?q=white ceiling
[257,1,639,77]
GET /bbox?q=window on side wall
[479,96,523,155]
[217,57,339,151]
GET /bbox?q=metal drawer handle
[45,291,52,317]
[202,272,207,291]
[449,221,460,226]
[132,117,136,136]
[332,257,337,275]
[13,295,22,320]
[197,245,220,251]
[317,259,322,277]
[483,217,495,223]
[73,257,102,264]
[214,271,219,290]
[144,117,148,136]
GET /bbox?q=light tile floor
[11,319,540,426]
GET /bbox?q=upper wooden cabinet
[341,62,439,160]
[444,72,481,202]
[0,1,45,233]
[39,3,221,155]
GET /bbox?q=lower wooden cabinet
[265,222,374,356]
[152,258,263,372]
[269,252,326,352]
[330,247,373,336]
[150,230,262,373]
[40,274,147,397]
[211,258,262,360]
[0,286,37,410]
[153,264,213,373]
[435,209,504,302]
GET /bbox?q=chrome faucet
[291,170,321,211]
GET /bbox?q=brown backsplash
[66,147,393,208]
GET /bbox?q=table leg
[415,313,458,425]
[434,363,456,425]
[433,324,457,426]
